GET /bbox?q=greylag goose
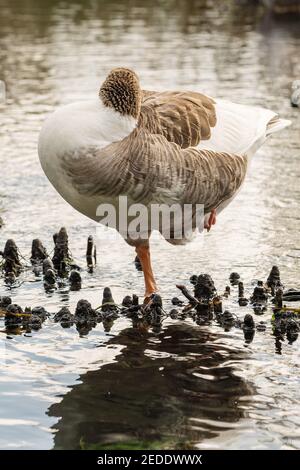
[38,68,291,300]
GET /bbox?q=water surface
[0,0,300,450]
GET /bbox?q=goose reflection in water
[48,321,253,450]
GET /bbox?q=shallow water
[0,0,300,450]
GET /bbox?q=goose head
[99,67,142,119]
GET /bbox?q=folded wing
[139,90,217,149]
[63,128,247,215]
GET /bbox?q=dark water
[0,0,300,450]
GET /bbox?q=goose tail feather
[266,116,291,136]
[197,99,291,158]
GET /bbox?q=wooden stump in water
[267,265,282,295]
[1,239,22,275]
[86,235,96,272]
[31,239,48,264]
[52,227,71,274]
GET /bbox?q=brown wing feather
[138,90,217,149]
[62,129,247,215]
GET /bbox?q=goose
[38,68,291,301]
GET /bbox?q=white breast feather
[38,99,137,161]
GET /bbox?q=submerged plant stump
[250,281,268,305]
[44,268,56,288]
[229,272,240,285]
[274,287,283,309]
[52,227,72,275]
[267,265,282,295]
[1,298,48,331]
[194,274,216,301]
[1,239,22,276]
[142,294,164,332]
[74,299,100,335]
[69,270,82,291]
[54,307,74,327]
[31,239,48,264]
[0,236,299,345]
[238,281,248,306]
[75,299,98,320]
[101,287,118,319]
[86,235,95,272]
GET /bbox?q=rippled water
[0,0,300,450]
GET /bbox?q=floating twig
[176,284,199,305]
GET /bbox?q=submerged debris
[215,309,236,331]
[1,239,22,276]
[120,294,141,317]
[243,327,255,344]
[213,296,223,313]
[250,281,268,305]
[31,306,48,321]
[189,274,198,286]
[69,270,82,291]
[31,239,48,264]
[194,274,216,301]
[1,251,300,348]
[0,296,12,309]
[274,287,283,309]
[52,227,72,274]
[238,281,248,306]
[223,285,231,298]
[271,306,300,349]
[44,268,56,289]
[176,284,198,306]
[243,313,255,330]
[171,297,184,306]
[101,287,118,315]
[169,308,179,319]
[142,294,164,333]
[229,272,240,285]
[4,304,25,326]
[282,289,300,302]
[256,321,267,332]
[75,299,97,319]
[54,306,74,326]
[75,299,99,334]
[266,265,282,295]
[122,295,133,308]
[1,300,48,331]
[42,257,54,275]
[86,235,95,272]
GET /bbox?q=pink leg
[204,209,217,232]
[135,245,158,302]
